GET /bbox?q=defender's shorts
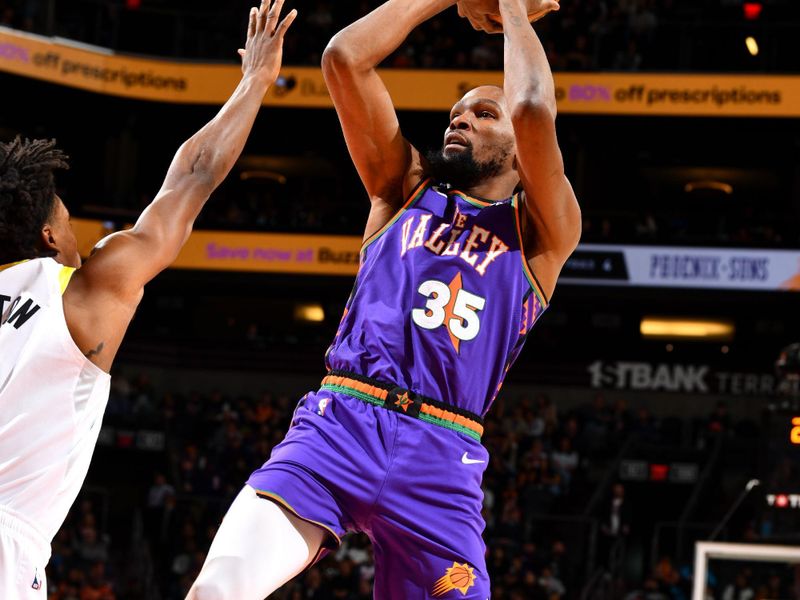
[0,508,49,600]
[247,389,490,599]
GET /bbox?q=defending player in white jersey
[0,2,296,597]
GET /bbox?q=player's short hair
[0,137,69,264]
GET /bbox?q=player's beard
[425,144,508,190]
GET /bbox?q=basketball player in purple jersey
[187,0,579,598]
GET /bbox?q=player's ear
[40,224,59,254]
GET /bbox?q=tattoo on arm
[84,341,105,359]
[501,2,525,27]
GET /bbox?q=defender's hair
[0,137,69,264]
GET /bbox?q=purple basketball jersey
[326,179,548,417]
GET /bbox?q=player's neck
[459,175,519,202]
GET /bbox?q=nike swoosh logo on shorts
[461,452,486,465]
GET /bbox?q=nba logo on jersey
[31,569,41,590]
[317,398,330,417]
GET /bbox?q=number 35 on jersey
[411,272,485,354]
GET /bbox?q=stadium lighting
[743,2,763,20]
[684,180,733,195]
[791,417,800,444]
[745,36,759,56]
[239,170,288,183]
[295,304,325,322]
[640,317,735,341]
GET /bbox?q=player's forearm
[170,73,270,203]
[131,73,270,260]
[324,0,456,70]
[500,0,557,119]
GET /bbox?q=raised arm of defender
[499,0,581,299]
[322,0,456,241]
[63,0,297,372]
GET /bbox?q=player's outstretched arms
[63,0,297,372]
[321,0,454,240]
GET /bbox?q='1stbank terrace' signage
[588,361,782,396]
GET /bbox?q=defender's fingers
[275,8,298,39]
[257,0,271,33]
[248,6,257,39]
[267,0,286,34]
[237,49,246,57]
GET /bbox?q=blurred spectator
[74,525,109,565]
[551,436,580,493]
[147,472,175,509]
[624,577,671,600]
[600,482,631,570]
[722,571,755,600]
[708,401,732,435]
[79,561,116,600]
[539,565,566,597]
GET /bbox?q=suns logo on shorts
[432,562,476,597]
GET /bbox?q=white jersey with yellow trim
[0,258,110,556]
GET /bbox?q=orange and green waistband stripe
[322,374,390,404]
[320,371,484,441]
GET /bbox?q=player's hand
[457,0,560,34]
[237,0,298,85]
[457,0,502,34]
[516,0,560,24]
[530,0,561,19]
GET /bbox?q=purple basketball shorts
[247,389,490,599]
